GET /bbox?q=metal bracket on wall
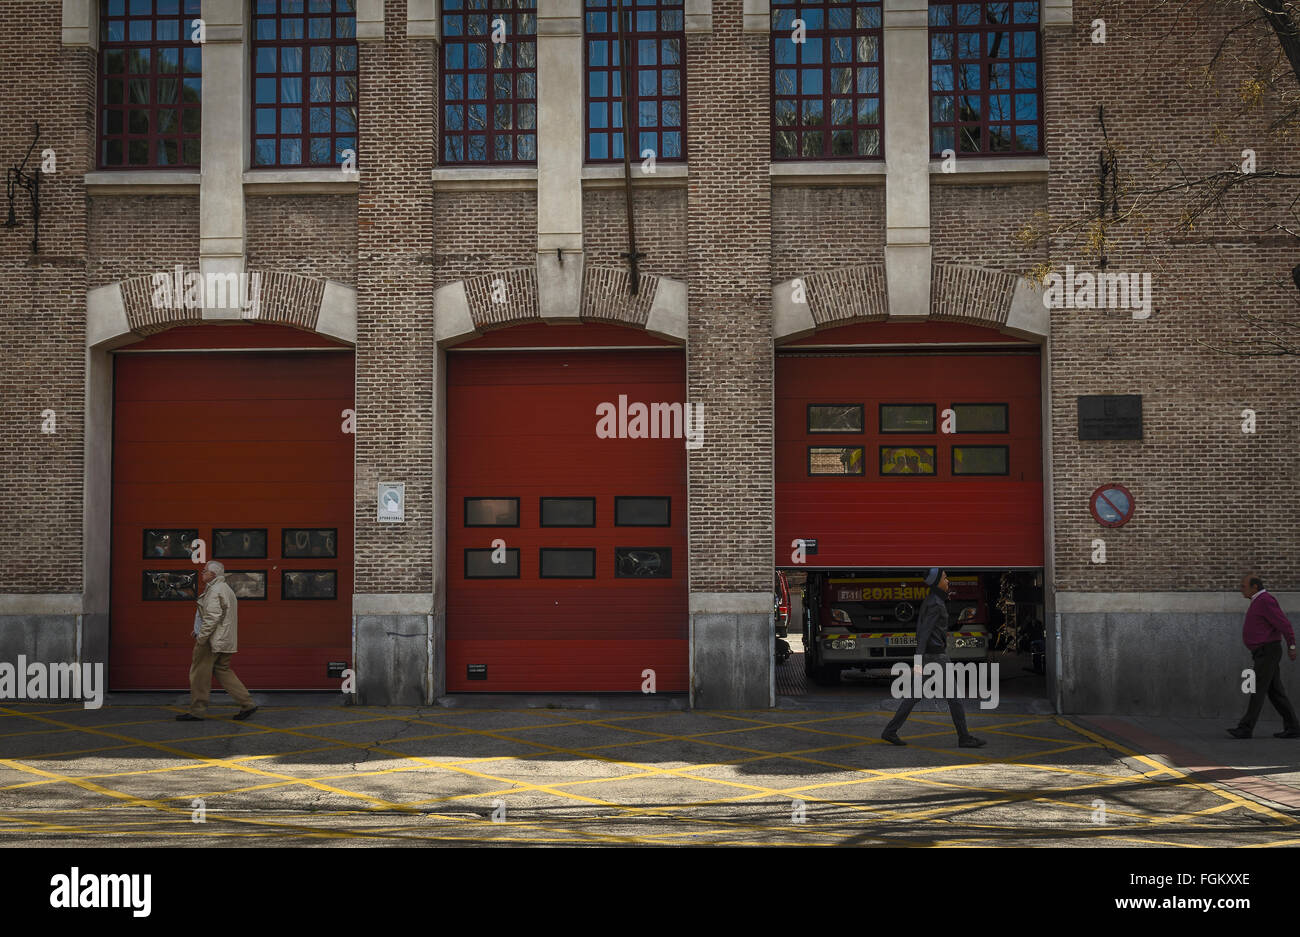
[2,122,42,254]
[616,0,645,295]
[1096,105,1119,269]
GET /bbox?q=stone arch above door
[434,265,687,346]
[773,262,1048,343]
[87,273,357,350]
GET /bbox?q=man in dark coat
[881,568,986,748]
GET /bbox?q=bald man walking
[177,560,258,722]
[1228,573,1299,739]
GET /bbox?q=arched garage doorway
[444,323,688,693]
[109,323,355,689]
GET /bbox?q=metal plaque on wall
[377,483,404,523]
[1077,395,1143,440]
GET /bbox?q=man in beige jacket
[177,560,258,721]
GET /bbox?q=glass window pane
[540,498,596,527]
[808,404,864,433]
[809,447,865,476]
[466,548,519,578]
[952,404,1008,433]
[880,446,936,476]
[953,446,1009,475]
[881,404,936,433]
[539,549,596,579]
[615,547,672,579]
[615,497,670,526]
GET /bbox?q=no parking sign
[1090,484,1135,528]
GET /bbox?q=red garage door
[447,333,687,692]
[110,327,354,689]
[776,323,1043,569]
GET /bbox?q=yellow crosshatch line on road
[0,704,1291,845]
[0,704,1275,837]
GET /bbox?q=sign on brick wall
[1077,395,1142,440]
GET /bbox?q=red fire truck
[801,571,990,686]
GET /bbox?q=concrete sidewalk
[1076,714,1300,812]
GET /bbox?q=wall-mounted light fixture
[2,123,41,254]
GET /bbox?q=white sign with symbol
[378,482,405,523]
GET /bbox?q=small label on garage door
[327,661,348,678]
[796,538,818,554]
[467,664,488,680]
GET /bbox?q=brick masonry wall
[1046,2,1300,592]
[245,195,358,286]
[87,196,199,288]
[583,186,688,281]
[686,2,773,595]
[771,185,884,282]
[352,0,435,595]
[0,3,91,593]
[432,189,536,289]
[930,183,1046,272]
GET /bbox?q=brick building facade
[1,0,1297,715]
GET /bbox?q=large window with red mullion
[251,0,358,169]
[584,0,685,163]
[441,0,538,164]
[98,0,203,169]
[771,0,883,161]
[929,1,1042,156]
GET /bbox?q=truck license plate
[886,636,917,647]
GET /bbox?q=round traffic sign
[1090,484,1135,528]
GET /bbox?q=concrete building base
[1058,592,1300,718]
[690,593,773,709]
[0,614,80,664]
[352,613,431,706]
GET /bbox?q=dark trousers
[1238,641,1299,733]
[885,653,970,739]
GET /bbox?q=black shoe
[175,713,203,721]
[1274,729,1300,739]
[233,706,259,721]
[1227,726,1252,739]
[881,731,906,746]
[958,735,987,748]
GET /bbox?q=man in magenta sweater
[1228,574,1300,739]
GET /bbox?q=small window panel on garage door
[541,497,596,527]
[540,548,597,578]
[880,445,936,475]
[614,496,671,526]
[952,445,1009,475]
[951,403,1008,433]
[464,497,520,526]
[808,446,865,475]
[465,548,521,577]
[282,569,337,599]
[226,570,268,600]
[880,403,935,433]
[214,528,267,558]
[616,547,671,578]
[282,528,338,557]
[808,403,864,433]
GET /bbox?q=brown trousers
[187,640,254,715]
